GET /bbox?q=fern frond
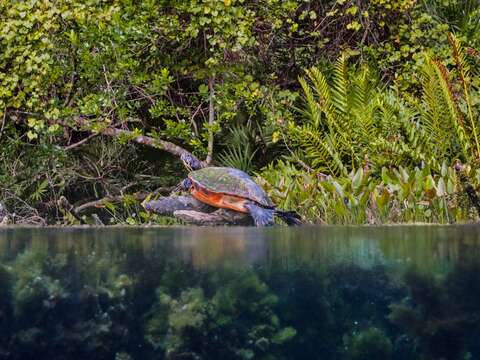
[299,77,323,127]
[449,32,480,160]
[292,123,347,175]
[449,32,471,86]
[305,67,332,108]
[419,57,453,158]
[331,54,349,117]
[432,58,471,160]
[304,67,335,120]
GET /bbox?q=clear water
[1,225,479,360]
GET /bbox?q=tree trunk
[205,76,215,165]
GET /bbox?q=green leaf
[273,327,297,344]
[26,130,38,140]
[436,177,446,197]
[381,168,393,184]
[198,84,209,95]
[425,175,436,191]
[441,161,448,177]
[332,180,344,197]
[352,168,363,191]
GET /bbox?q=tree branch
[8,110,206,168]
[72,116,205,165]
[74,187,173,214]
[63,132,98,150]
[0,107,6,140]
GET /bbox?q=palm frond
[218,125,257,172]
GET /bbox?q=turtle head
[181,178,193,191]
[180,153,202,172]
[174,178,193,193]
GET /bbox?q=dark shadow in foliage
[0,265,13,358]
[264,267,339,359]
[327,265,406,338]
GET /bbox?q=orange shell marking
[191,186,250,213]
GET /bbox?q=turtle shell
[189,167,274,207]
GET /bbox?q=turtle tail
[275,209,303,226]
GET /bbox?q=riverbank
[2,1,480,227]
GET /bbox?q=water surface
[1,226,479,359]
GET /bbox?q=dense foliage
[2,0,480,224]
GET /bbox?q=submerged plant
[2,234,480,359]
[145,270,296,359]
[344,327,393,360]
[389,261,480,359]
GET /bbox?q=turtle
[177,153,302,226]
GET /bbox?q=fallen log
[143,195,253,226]
[174,209,253,226]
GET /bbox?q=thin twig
[63,55,78,107]
[63,133,99,150]
[0,189,47,225]
[132,85,156,105]
[0,107,6,140]
[74,188,173,214]
[190,102,205,137]
[206,76,215,164]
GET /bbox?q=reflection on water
[2,225,479,270]
[0,225,479,359]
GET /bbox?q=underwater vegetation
[0,240,479,360]
[389,261,480,360]
[344,327,393,360]
[145,271,297,359]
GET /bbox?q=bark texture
[143,195,253,225]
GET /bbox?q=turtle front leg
[174,208,253,226]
